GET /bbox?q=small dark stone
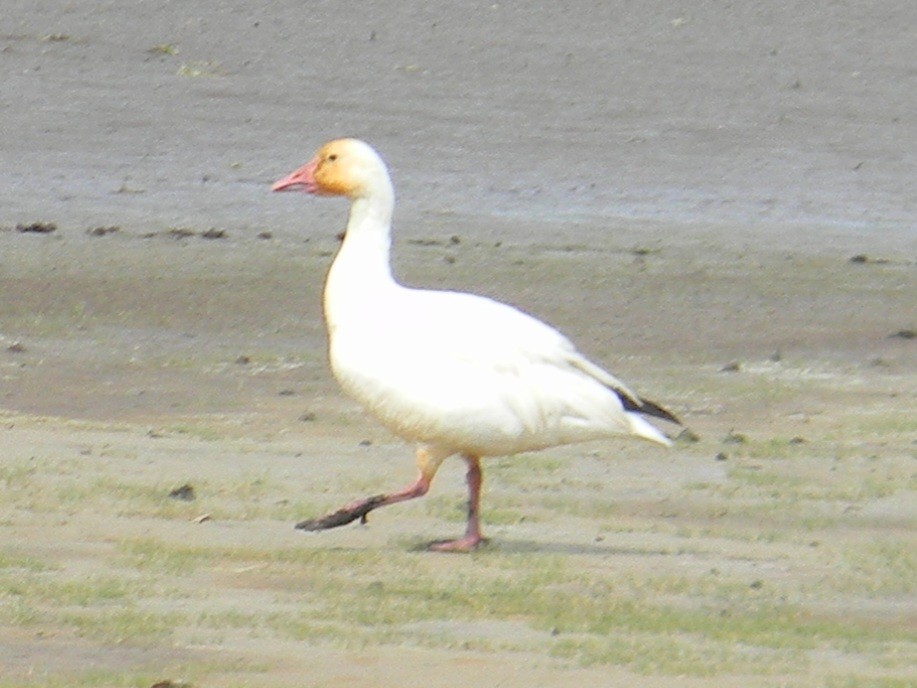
[278,388,295,396]
[16,222,56,234]
[749,579,764,590]
[235,355,251,365]
[6,342,26,354]
[849,254,869,264]
[298,411,316,422]
[166,227,195,239]
[201,227,227,239]
[788,436,806,445]
[257,231,273,239]
[720,361,741,373]
[168,484,195,501]
[359,439,372,446]
[632,247,658,257]
[715,452,729,461]
[87,226,120,236]
[889,329,915,340]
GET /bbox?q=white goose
[272,139,680,551]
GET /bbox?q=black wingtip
[612,387,682,425]
[635,397,682,426]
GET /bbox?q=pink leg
[295,473,431,531]
[296,446,446,532]
[428,454,485,553]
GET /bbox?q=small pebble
[16,222,56,234]
[168,484,196,501]
[86,226,120,236]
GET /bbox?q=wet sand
[1,2,915,686]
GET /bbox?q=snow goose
[272,138,681,551]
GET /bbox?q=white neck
[323,177,399,333]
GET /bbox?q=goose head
[272,138,390,200]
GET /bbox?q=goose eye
[327,154,338,162]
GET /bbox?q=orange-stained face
[272,139,363,197]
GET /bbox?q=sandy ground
[1,2,915,686]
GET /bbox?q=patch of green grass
[486,454,564,485]
[176,60,222,77]
[0,456,200,519]
[728,465,805,492]
[206,547,911,662]
[116,538,216,574]
[812,475,901,502]
[53,477,192,513]
[839,409,917,437]
[540,493,621,520]
[549,631,803,675]
[167,424,224,442]
[738,437,817,460]
[166,543,908,677]
[0,662,227,688]
[0,567,168,643]
[0,673,158,688]
[0,596,41,626]
[148,43,179,56]
[115,535,393,579]
[0,551,57,573]
[833,539,917,596]
[824,677,917,688]
[262,611,371,647]
[59,607,185,643]
[423,492,531,525]
[0,463,37,488]
[0,575,134,608]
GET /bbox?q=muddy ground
[1,2,915,686]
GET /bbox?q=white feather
[315,142,675,457]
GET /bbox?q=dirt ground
[1,2,915,686]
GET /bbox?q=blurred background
[1,1,914,247]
